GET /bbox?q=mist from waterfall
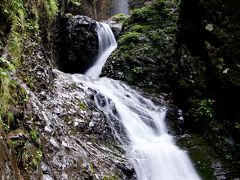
[110,0,129,16]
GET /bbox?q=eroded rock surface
[22,69,135,179]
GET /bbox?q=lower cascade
[78,21,201,180]
[72,75,201,180]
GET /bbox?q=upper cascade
[84,22,117,77]
[110,0,129,16]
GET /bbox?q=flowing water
[110,0,129,16]
[84,22,117,77]
[78,21,201,180]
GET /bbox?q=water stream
[79,22,201,180]
[85,22,117,77]
[110,0,129,16]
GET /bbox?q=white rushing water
[72,76,201,180]
[84,22,117,77]
[79,20,201,180]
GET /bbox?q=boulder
[105,18,123,39]
[61,15,98,73]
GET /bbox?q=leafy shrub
[130,6,153,22]
[129,24,150,33]
[196,99,215,120]
[119,32,141,45]
[112,13,128,22]
[44,0,59,21]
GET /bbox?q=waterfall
[72,75,201,180]
[84,22,117,77]
[78,20,201,180]
[110,0,129,16]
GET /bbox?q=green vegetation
[112,13,129,22]
[8,128,43,170]
[103,175,119,180]
[119,32,141,45]
[0,0,59,124]
[0,0,58,175]
[44,0,59,21]
[106,0,177,93]
[30,129,39,142]
[196,99,215,120]
[78,101,87,110]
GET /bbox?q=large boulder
[60,15,98,73]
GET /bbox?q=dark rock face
[60,15,98,74]
[171,0,240,171]
[175,0,240,129]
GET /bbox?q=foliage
[0,0,59,176]
[119,32,141,45]
[9,129,43,170]
[44,0,59,21]
[30,129,38,142]
[112,13,129,22]
[103,175,119,180]
[130,5,154,22]
[21,144,43,169]
[129,24,150,33]
[132,67,144,74]
[0,58,15,121]
[196,99,215,120]
[0,0,58,128]
[104,0,178,94]
[78,101,87,110]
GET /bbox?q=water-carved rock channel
[73,21,201,180]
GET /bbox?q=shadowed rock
[61,15,98,74]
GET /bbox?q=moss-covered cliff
[102,0,178,93]
[102,0,240,178]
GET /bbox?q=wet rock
[61,15,98,74]
[176,134,239,179]
[105,17,124,39]
[21,69,133,179]
[0,129,23,179]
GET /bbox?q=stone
[60,15,98,74]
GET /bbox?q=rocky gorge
[0,0,240,179]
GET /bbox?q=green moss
[0,0,57,124]
[0,65,14,120]
[129,24,150,33]
[30,129,39,142]
[78,101,87,110]
[103,175,120,180]
[44,0,59,21]
[112,13,129,22]
[119,32,141,45]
